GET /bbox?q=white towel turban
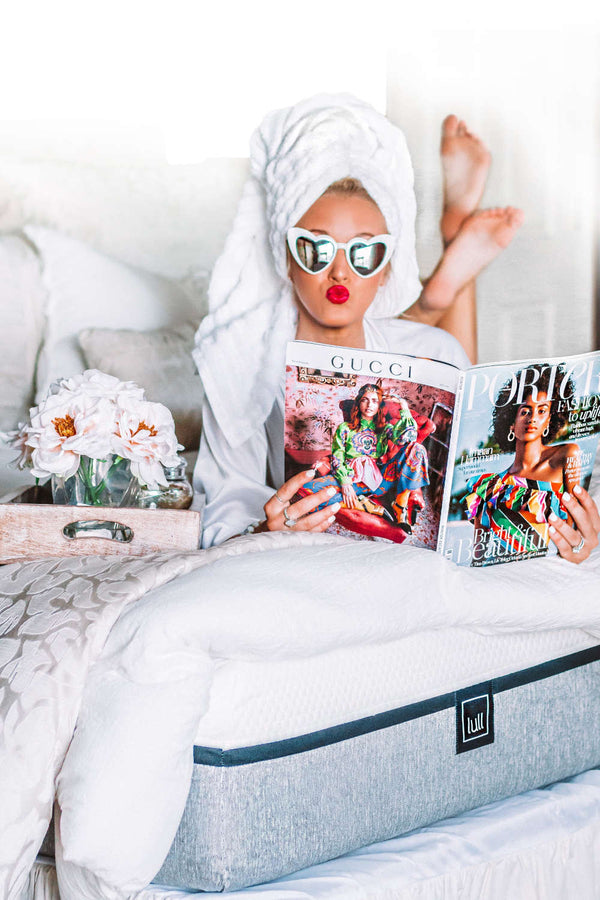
[194,93,421,448]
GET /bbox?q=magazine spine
[436,371,466,556]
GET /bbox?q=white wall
[387,29,599,361]
[1,5,598,360]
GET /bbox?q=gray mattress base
[40,645,600,892]
[154,645,600,892]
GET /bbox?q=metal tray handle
[62,519,134,542]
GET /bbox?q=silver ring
[274,492,287,505]
[283,507,296,528]
[572,535,586,555]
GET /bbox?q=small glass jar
[135,457,194,510]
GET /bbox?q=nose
[328,248,351,282]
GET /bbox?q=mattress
[150,627,600,891]
[32,767,600,899]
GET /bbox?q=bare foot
[423,207,524,310]
[440,115,491,245]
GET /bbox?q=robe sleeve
[192,398,274,547]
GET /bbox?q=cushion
[0,233,46,429]
[25,225,205,400]
[78,325,203,451]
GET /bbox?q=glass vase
[51,455,137,507]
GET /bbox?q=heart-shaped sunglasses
[286,227,394,279]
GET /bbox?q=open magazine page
[285,341,461,547]
[441,352,600,567]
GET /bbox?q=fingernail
[562,492,571,503]
[326,487,337,497]
[574,484,582,494]
[549,512,557,522]
[330,501,341,512]
[549,525,556,534]
[306,469,316,478]
[327,515,336,523]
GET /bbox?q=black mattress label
[456,681,494,754]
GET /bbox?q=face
[512,391,552,442]
[359,390,380,421]
[289,192,390,333]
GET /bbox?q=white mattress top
[195,626,599,748]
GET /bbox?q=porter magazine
[284,341,600,567]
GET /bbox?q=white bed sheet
[30,768,600,900]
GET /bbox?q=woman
[463,365,592,562]
[375,393,430,532]
[192,95,599,563]
[301,383,390,516]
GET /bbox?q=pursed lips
[326,285,350,304]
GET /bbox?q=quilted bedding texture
[1,498,600,900]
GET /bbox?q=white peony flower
[113,398,182,487]
[2,422,34,469]
[9,370,181,490]
[27,394,117,479]
[60,370,145,403]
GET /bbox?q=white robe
[193,319,470,547]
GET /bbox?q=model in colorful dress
[463,366,582,561]
[301,384,429,531]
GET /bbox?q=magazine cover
[441,354,600,567]
[285,341,460,547]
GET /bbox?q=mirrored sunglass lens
[349,242,386,275]
[296,237,335,272]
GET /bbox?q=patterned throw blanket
[1,525,600,900]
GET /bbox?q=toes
[442,114,459,137]
[508,208,525,227]
[457,119,467,135]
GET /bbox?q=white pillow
[78,324,204,451]
[0,233,46,428]
[25,225,204,400]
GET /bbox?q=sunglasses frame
[286,227,395,279]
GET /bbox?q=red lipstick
[326,285,349,304]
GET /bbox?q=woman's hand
[263,469,340,533]
[341,483,358,509]
[548,485,600,564]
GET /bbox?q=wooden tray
[0,485,202,564]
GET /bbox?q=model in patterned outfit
[302,384,429,531]
[462,365,581,564]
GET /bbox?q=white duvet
[1,518,600,900]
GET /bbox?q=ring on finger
[572,535,586,555]
[283,507,297,528]
[274,491,288,505]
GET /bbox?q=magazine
[285,341,600,566]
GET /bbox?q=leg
[390,489,413,533]
[436,116,488,363]
[439,115,490,245]
[402,116,522,362]
[436,280,477,364]
[419,207,524,319]
[300,474,342,510]
[373,443,430,532]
